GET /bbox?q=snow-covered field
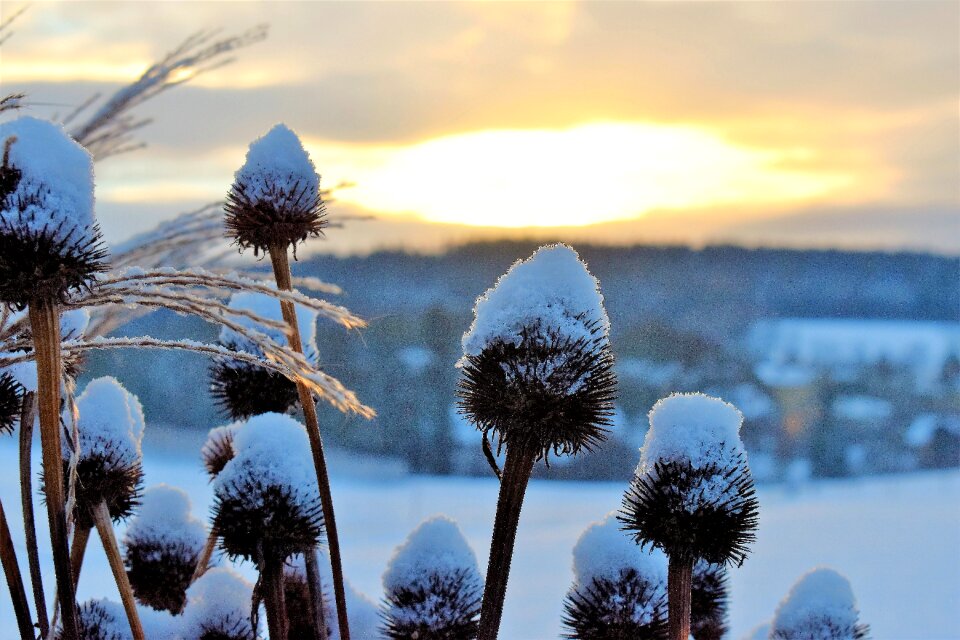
[1,437,958,639]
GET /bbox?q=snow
[310,547,382,640]
[1,435,958,640]
[234,123,320,208]
[641,392,745,470]
[68,376,145,466]
[831,395,892,423]
[123,484,207,562]
[179,566,258,639]
[383,514,481,594]
[0,116,96,240]
[770,567,861,640]
[571,512,666,594]
[754,361,816,389]
[138,606,178,640]
[213,412,319,512]
[460,244,609,360]
[218,290,318,357]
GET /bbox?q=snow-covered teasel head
[123,484,208,614]
[0,117,107,308]
[211,290,316,420]
[692,559,729,640]
[457,244,616,460]
[771,568,869,640]
[201,422,240,480]
[179,567,259,640]
[60,598,130,640]
[382,515,483,640]
[225,123,326,255]
[620,393,759,566]
[59,376,145,529]
[562,513,668,639]
[212,412,324,564]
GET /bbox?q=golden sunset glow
[323,123,849,228]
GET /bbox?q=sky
[1,1,958,255]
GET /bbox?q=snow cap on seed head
[461,243,609,360]
[641,392,745,472]
[213,412,323,562]
[771,568,868,640]
[571,512,667,591]
[0,117,106,308]
[123,484,208,613]
[225,123,325,254]
[179,567,259,640]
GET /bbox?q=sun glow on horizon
[322,123,851,228]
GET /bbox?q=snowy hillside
[1,438,957,639]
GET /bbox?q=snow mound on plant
[180,567,258,639]
[0,116,96,238]
[214,412,319,511]
[772,567,862,640]
[218,290,318,357]
[642,392,745,468]
[572,512,667,591]
[123,484,206,560]
[461,244,609,359]
[68,376,144,466]
[234,123,319,206]
[383,514,481,593]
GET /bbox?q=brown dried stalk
[19,391,49,638]
[92,501,144,640]
[29,300,79,640]
[269,244,352,640]
[668,556,693,640]
[190,529,217,583]
[0,496,34,639]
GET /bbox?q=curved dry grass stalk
[0,337,374,417]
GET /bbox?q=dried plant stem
[69,526,91,588]
[305,549,328,640]
[0,497,34,639]
[191,529,217,583]
[260,554,289,640]
[28,299,79,640]
[668,555,693,640]
[19,390,49,638]
[92,501,144,640]
[269,243,351,640]
[477,444,538,640]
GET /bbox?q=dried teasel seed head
[212,413,324,565]
[691,560,729,640]
[225,124,326,256]
[0,117,107,309]
[201,423,239,480]
[562,514,668,640]
[48,377,145,529]
[123,485,208,614]
[771,568,869,640]
[457,245,616,461]
[381,516,483,640]
[619,393,759,566]
[0,371,23,435]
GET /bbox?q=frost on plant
[225,123,326,255]
[620,393,759,566]
[0,117,107,308]
[562,513,668,640]
[123,484,208,614]
[381,515,483,640]
[771,568,869,640]
[457,244,616,461]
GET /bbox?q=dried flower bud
[225,124,325,255]
[0,371,23,435]
[201,423,239,480]
[123,485,208,614]
[0,117,106,309]
[620,393,758,566]
[382,516,483,640]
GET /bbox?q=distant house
[748,319,960,391]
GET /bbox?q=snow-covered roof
[831,395,893,423]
